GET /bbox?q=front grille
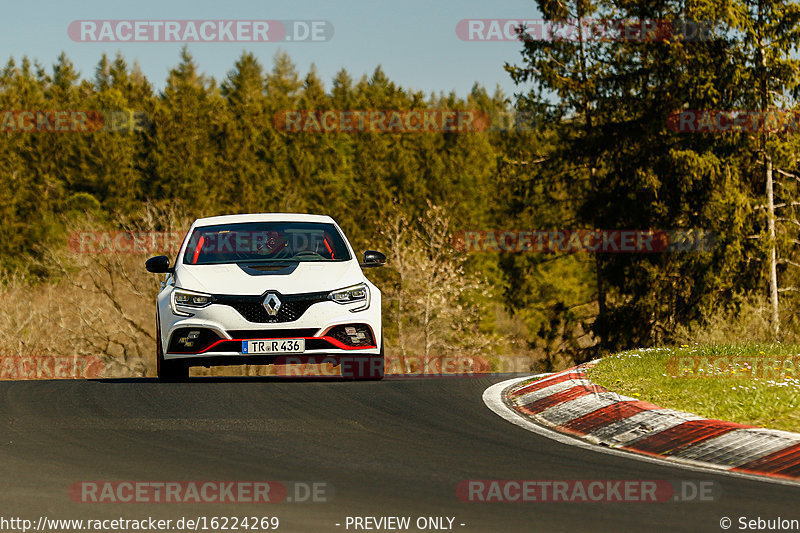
[215,291,329,323]
[227,301,311,323]
[227,328,319,338]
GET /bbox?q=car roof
[192,213,337,227]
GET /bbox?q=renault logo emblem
[263,293,282,316]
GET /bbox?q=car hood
[174,261,365,295]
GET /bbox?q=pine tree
[149,47,228,213]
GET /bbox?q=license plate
[241,339,305,354]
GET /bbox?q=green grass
[587,344,800,433]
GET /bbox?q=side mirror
[360,250,386,268]
[145,255,173,274]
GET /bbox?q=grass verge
[587,345,800,433]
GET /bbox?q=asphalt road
[0,375,797,533]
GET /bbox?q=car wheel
[156,316,189,382]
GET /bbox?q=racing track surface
[0,375,797,532]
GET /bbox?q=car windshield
[182,221,351,265]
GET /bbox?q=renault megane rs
[145,213,386,381]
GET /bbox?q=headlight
[328,283,370,312]
[171,288,214,316]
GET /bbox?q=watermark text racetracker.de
[457,479,720,503]
[0,355,104,380]
[456,18,721,42]
[69,20,333,42]
[668,110,800,134]
[272,355,500,378]
[67,230,337,255]
[274,110,491,134]
[68,231,184,254]
[668,355,800,379]
[274,108,546,133]
[1,110,150,133]
[270,354,535,378]
[70,480,332,504]
[452,229,714,253]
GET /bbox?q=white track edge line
[483,376,800,488]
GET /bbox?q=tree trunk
[766,155,779,336]
[758,0,779,337]
[576,7,606,347]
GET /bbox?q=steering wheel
[293,250,321,258]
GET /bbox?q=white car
[145,213,385,381]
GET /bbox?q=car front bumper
[157,289,382,362]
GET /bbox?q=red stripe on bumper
[188,336,377,354]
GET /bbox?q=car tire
[156,316,189,382]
